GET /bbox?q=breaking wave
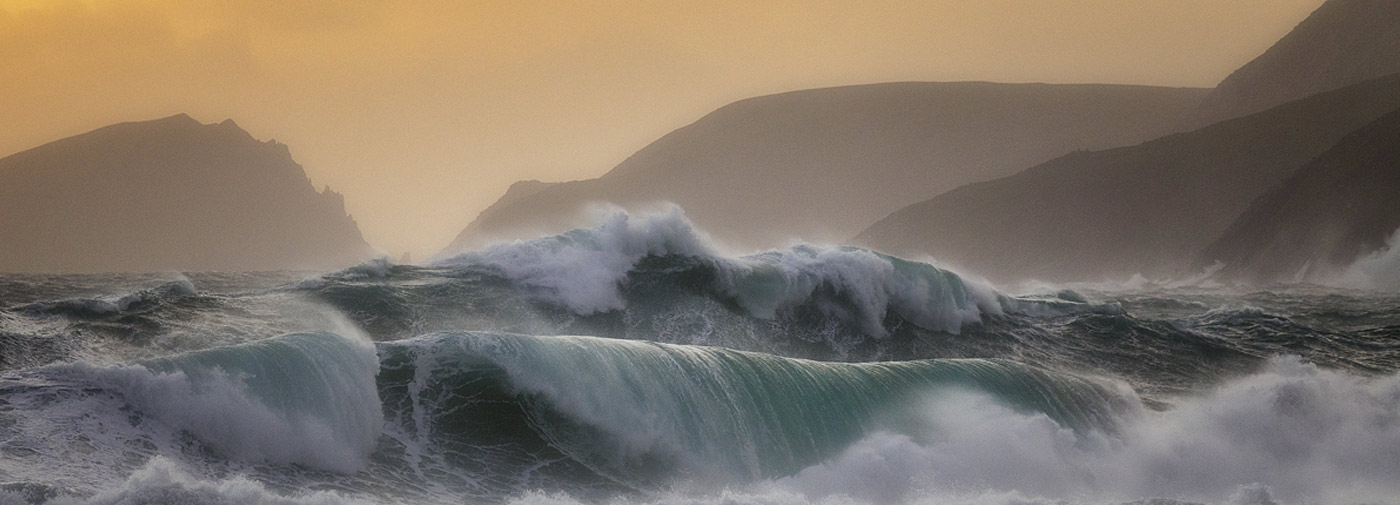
[427,208,1106,341]
[2,330,1398,505]
[2,331,381,486]
[375,331,1134,490]
[495,357,1400,505]
[2,210,1399,505]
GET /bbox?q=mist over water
[1333,227,1400,291]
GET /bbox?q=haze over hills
[1197,107,1400,284]
[441,82,1208,256]
[1190,0,1400,125]
[855,74,1400,285]
[0,114,376,273]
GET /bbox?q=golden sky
[0,0,1326,257]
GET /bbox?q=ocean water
[1,211,1398,505]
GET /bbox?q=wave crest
[378,332,1134,486]
[433,208,1090,338]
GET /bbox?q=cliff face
[0,114,375,272]
[441,82,1208,256]
[855,75,1400,285]
[1198,108,1400,284]
[1190,0,1400,126]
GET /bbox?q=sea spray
[1333,226,1400,291]
[486,357,1400,505]
[778,356,1400,505]
[39,332,382,472]
[433,208,1088,341]
[1,215,1398,504]
[437,208,714,315]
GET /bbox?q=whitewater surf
[1,211,1398,505]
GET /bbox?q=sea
[1,210,1397,505]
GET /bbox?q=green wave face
[136,332,384,471]
[377,332,1136,487]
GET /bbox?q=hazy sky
[0,0,1326,257]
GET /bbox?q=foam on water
[5,327,1398,505]
[798,356,1400,504]
[2,216,1398,505]
[496,356,1400,505]
[25,457,372,505]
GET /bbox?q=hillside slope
[442,82,1208,255]
[856,75,1400,284]
[1198,107,1400,284]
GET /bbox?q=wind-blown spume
[46,332,382,473]
[438,209,713,315]
[377,332,1136,487]
[434,208,1075,340]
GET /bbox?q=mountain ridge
[1189,0,1400,125]
[441,81,1208,257]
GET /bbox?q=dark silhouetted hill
[1190,0,1400,125]
[0,114,376,272]
[1197,107,1400,284]
[855,75,1400,284]
[441,82,1208,256]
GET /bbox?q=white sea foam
[40,457,374,505]
[785,356,1400,505]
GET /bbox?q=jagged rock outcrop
[0,114,376,272]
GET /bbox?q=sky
[0,0,1327,258]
